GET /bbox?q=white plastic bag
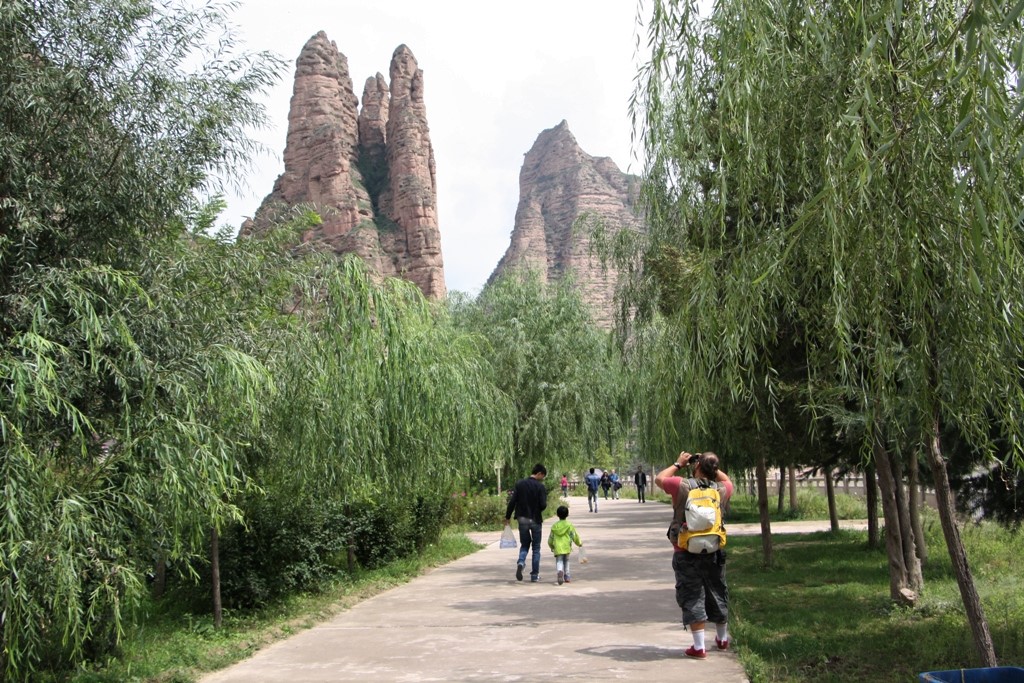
[577,546,588,564]
[499,525,517,549]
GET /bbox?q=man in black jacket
[634,468,648,503]
[504,463,548,582]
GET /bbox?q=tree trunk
[872,427,918,605]
[152,553,167,599]
[211,526,222,629]
[756,452,773,568]
[908,448,928,565]
[889,448,923,592]
[824,466,839,532]
[927,418,997,666]
[776,465,786,514]
[866,463,880,549]
[788,464,798,512]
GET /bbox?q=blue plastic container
[918,667,1024,682]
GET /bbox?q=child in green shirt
[547,505,583,584]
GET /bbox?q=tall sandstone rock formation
[241,32,446,299]
[489,121,642,328]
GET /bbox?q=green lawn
[726,508,1024,682]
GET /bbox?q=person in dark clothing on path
[634,468,648,503]
[584,467,601,513]
[504,463,548,582]
[600,470,611,499]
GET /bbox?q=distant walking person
[504,463,548,582]
[560,474,569,498]
[634,468,648,503]
[584,468,601,513]
[655,451,733,659]
[547,505,583,584]
[610,469,621,499]
[600,470,611,499]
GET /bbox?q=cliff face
[242,33,446,299]
[489,121,642,328]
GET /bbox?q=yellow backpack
[672,478,727,553]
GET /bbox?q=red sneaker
[715,637,730,650]
[684,646,707,659]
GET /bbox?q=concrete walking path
[201,496,865,682]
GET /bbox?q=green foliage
[947,437,1024,526]
[0,1,283,676]
[1,0,515,677]
[215,490,452,609]
[0,216,300,676]
[0,0,280,287]
[346,499,416,570]
[446,493,509,531]
[215,495,349,608]
[630,4,1023,661]
[215,493,450,601]
[202,247,507,600]
[251,255,514,501]
[450,270,629,476]
[2,220,514,677]
[630,0,1024,464]
[410,495,453,552]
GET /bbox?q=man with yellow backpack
[655,451,733,659]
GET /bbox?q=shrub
[345,499,413,569]
[211,491,455,607]
[346,493,451,569]
[447,493,508,530]
[216,495,349,608]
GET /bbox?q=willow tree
[254,255,514,505]
[634,0,1024,666]
[0,0,281,675]
[184,239,517,609]
[451,271,628,479]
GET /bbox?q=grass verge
[729,511,1024,681]
[728,489,870,523]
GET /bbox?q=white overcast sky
[220,0,650,295]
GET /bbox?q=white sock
[716,623,729,641]
[692,629,706,651]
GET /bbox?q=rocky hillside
[241,32,445,300]
[489,121,643,328]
